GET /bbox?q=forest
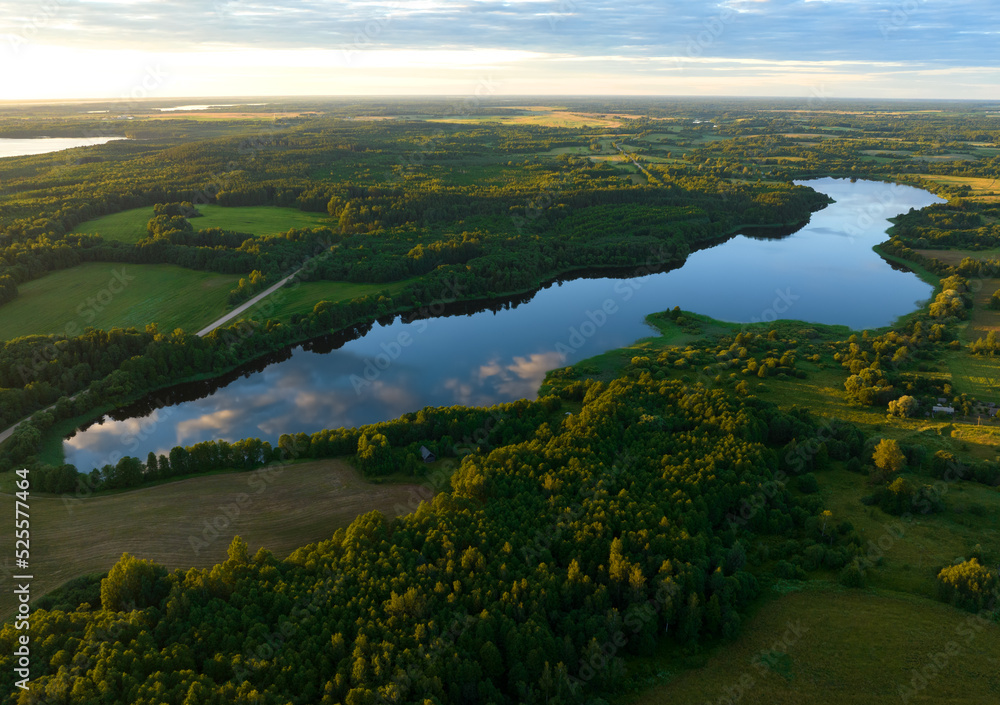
[1,98,999,704]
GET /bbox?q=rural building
[420,446,436,463]
[932,405,955,415]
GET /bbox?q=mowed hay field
[430,110,633,128]
[948,351,1000,400]
[916,174,1000,201]
[0,263,238,340]
[71,204,335,243]
[914,248,1000,268]
[0,460,424,619]
[969,278,1000,337]
[626,588,1000,705]
[946,277,1000,398]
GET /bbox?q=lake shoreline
[58,178,942,471]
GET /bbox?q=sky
[0,0,998,100]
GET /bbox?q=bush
[872,438,906,476]
[802,544,826,571]
[839,560,867,588]
[773,560,806,580]
[869,477,944,516]
[930,450,960,478]
[936,559,999,612]
[797,473,820,494]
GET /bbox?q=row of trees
[70,397,561,492]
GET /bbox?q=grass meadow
[623,586,1000,705]
[242,278,415,323]
[0,459,423,620]
[0,263,238,340]
[71,204,334,243]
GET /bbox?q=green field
[947,350,1000,401]
[969,278,1000,338]
[428,109,633,128]
[819,462,1000,596]
[0,263,238,340]
[0,459,423,619]
[625,587,1000,705]
[71,204,335,243]
[914,248,1000,268]
[616,386,1000,705]
[915,174,1000,201]
[544,306,1000,705]
[243,278,415,322]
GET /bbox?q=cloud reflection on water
[63,179,944,472]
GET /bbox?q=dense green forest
[1,99,999,704]
[1,371,872,703]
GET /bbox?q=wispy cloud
[0,0,997,97]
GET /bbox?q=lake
[63,178,944,471]
[0,137,126,159]
[157,104,267,112]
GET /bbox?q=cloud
[0,0,996,63]
[478,352,564,398]
[1,0,998,97]
[176,409,241,444]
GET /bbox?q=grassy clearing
[0,459,424,619]
[915,174,1000,201]
[71,204,334,243]
[817,462,1000,597]
[543,312,852,392]
[622,587,1000,705]
[0,263,238,340]
[914,154,976,163]
[540,146,595,157]
[591,311,1000,704]
[969,279,1000,337]
[428,110,631,128]
[243,278,414,322]
[946,350,1000,401]
[914,248,1000,268]
[410,160,538,188]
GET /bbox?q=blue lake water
[63,178,944,471]
[0,136,126,159]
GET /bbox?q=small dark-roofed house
[420,446,436,463]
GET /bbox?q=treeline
[227,270,269,306]
[0,172,828,469]
[890,201,1000,250]
[0,115,829,304]
[73,397,561,492]
[883,203,1000,358]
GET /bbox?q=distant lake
[157,104,267,112]
[64,178,944,471]
[0,137,126,159]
